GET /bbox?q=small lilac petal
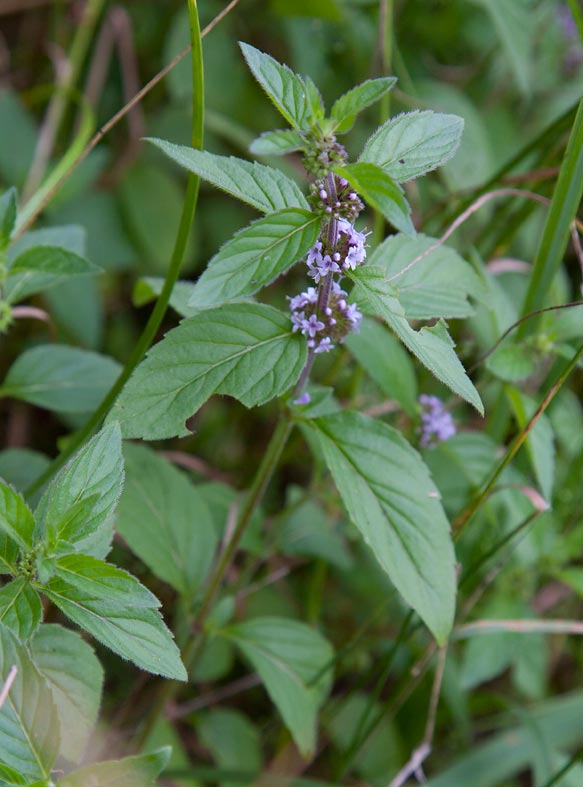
[293,392,311,405]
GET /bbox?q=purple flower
[293,392,311,405]
[419,395,456,448]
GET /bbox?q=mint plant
[1,2,582,784]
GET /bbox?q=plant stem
[135,414,294,750]
[452,341,583,538]
[24,0,205,499]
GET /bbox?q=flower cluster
[289,281,362,354]
[309,176,364,222]
[306,219,368,283]
[419,395,456,448]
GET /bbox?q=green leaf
[196,709,262,787]
[0,188,17,251]
[0,481,35,550]
[0,345,121,414]
[0,623,60,780]
[344,316,418,416]
[368,233,486,319]
[35,423,123,553]
[57,748,171,787]
[506,388,555,501]
[359,110,464,182]
[117,444,217,597]
[30,624,103,764]
[111,303,307,440]
[250,129,306,156]
[149,138,308,212]
[188,209,319,310]
[225,616,334,756]
[330,77,397,133]
[0,580,41,640]
[239,43,309,129]
[0,763,29,786]
[349,266,483,413]
[5,246,101,304]
[336,162,414,236]
[0,535,18,576]
[43,556,186,680]
[307,412,456,643]
[485,343,535,383]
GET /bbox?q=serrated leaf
[0,345,121,414]
[0,535,18,576]
[330,77,397,133]
[0,623,60,780]
[336,162,414,236]
[0,481,35,551]
[148,139,308,212]
[43,557,186,680]
[0,188,17,251]
[30,624,103,764]
[0,580,41,640]
[5,246,101,304]
[50,554,161,608]
[117,444,217,597]
[35,423,123,552]
[250,129,306,156]
[57,747,171,787]
[345,316,418,416]
[188,209,319,310]
[368,233,486,319]
[506,389,555,501]
[240,43,309,129]
[225,616,334,756]
[359,110,464,182]
[349,266,483,413]
[111,303,307,440]
[307,412,456,643]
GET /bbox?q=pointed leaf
[6,246,101,303]
[57,748,171,787]
[35,423,123,551]
[250,129,306,156]
[0,345,121,414]
[111,303,307,440]
[307,412,456,643]
[225,617,334,757]
[368,232,486,319]
[0,623,60,780]
[331,77,397,132]
[43,557,186,680]
[359,110,464,182]
[336,162,414,236]
[0,580,41,640]
[30,624,103,764]
[239,43,309,129]
[188,209,319,310]
[349,266,483,413]
[117,444,217,597]
[0,481,35,551]
[148,139,308,212]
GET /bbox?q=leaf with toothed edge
[109,303,308,440]
[148,138,308,213]
[348,266,483,414]
[187,208,319,310]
